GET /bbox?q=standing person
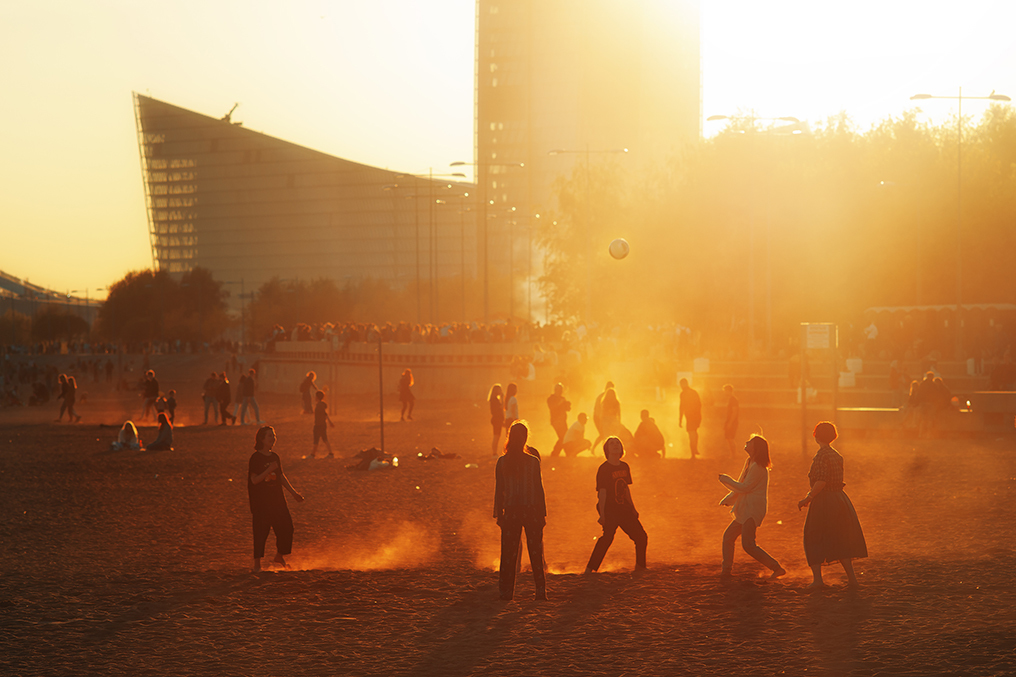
[217,372,236,425]
[595,387,622,446]
[202,372,220,425]
[493,421,547,601]
[166,389,177,425]
[64,376,81,423]
[633,409,665,459]
[488,383,504,457]
[546,383,571,458]
[562,412,593,457]
[503,382,519,430]
[592,381,614,443]
[232,372,247,423]
[718,434,786,579]
[248,426,305,572]
[55,374,69,421]
[310,390,336,459]
[584,437,648,573]
[142,370,160,421]
[299,371,317,415]
[398,368,415,421]
[798,421,867,589]
[239,368,263,425]
[723,384,740,456]
[679,378,702,459]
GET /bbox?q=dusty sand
[1,375,1015,676]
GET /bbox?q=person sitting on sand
[493,421,547,601]
[718,434,786,580]
[110,421,142,451]
[585,437,648,574]
[146,413,174,451]
[798,421,867,589]
[633,409,665,459]
[249,426,304,572]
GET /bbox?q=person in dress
[718,434,786,579]
[488,384,504,457]
[248,426,304,572]
[492,421,547,600]
[798,421,867,589]
[399,368,415,421]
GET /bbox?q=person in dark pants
[398,368,415,421]
[679,378,702,458]
[585,436,648,573]
[493,421,547,601]
[546,383,571,458]
[217,372,236,425]
[248,426,304,572]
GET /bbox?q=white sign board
[805,324,831,350]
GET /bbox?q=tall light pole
[706,114,801,356]
[547,147,629,324]
[910,89,1010,358]
[451,160,525,322]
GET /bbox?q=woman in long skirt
[798,421,867,588]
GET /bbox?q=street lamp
[451,160,525,322]
[546,147,629,323]
[910,88,1011,358]
[706,114,802,356]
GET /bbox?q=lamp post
[547,146,629,324]
[910,89,1010,358]
[450,160,525,322]
[392,172,467,323]
[706,114,801,356]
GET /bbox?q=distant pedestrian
[718,434,785,579]
[679,378,702,458]
[585,437,647,573]
[202,372,220,425]
[63,376,80,423]
[488,383,504,456]
[142,370,159,420]
[798,421,867,589]
[239,368,262,425]
[299,371,317,415]
[592,381,614,443]
[249,426,304,572]
[546,383,571,458]
[504,382,519,430]
[310,390,335,459]
[493,421,547,601]
[399,368,415,421]
[55,374,69,421]
[166,389,177,425]
[217,372,236,425]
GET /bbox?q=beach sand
[1,375,1015,676]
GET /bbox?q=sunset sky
[2,0,1014,299]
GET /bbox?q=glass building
[134,94,476,313]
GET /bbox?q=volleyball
[609,238,630,260]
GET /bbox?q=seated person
[633,409,666,458]
[562,412,593,456]
[110,420,143,451]
[146,413,174,451]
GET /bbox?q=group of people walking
[492,419,867,600]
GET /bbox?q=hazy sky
[2,0,1014,299]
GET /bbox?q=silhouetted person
[110,421,142,451]
[562,412,592,456]
[147,412,174,451]
[917,371,937,438]
[141,370,159,420]
[166,389,177,424]
[594,387,623,449]
[239,368,262,425]
[310,390,335,459]
[55,374,69,421]
[547,383,571,458]
[504,382,519,430]
[399,368,415,421]
[493,421,547,601]
[249,426,304,572]
[633,409,665,459]
[718,434,785,579]
[679,378,702,458]
[585,437,648,573]
[798,421,867,589]
[217,372,236,425]
[723,384,739,455]
[592,381,614,442]
[63,376,80,423]
[299,371,318,414]
[202,372,220,425]
[488,383,504,457]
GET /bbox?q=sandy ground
[1,373,1015,676]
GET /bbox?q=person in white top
[718,434,786,579]
[503,382,520,429]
